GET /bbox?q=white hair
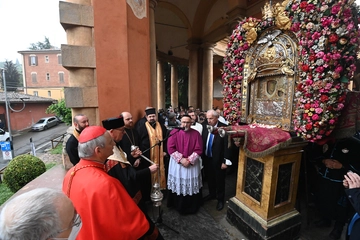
[0,188,66,240]
[78,133,107,158]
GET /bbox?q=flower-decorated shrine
[218,0,360,239]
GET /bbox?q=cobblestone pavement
[37,152,63,165]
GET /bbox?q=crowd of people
[2,105,360,240]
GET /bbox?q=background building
[18,49,69,101]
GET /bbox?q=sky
[0,0,66,63]
[0,0,359,64]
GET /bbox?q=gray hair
[207,109,219,118]
[78,133,107,158]
[0,188,65,240]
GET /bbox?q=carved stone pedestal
[227,141,306,240]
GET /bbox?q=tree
[46,99,72,125]
[0,60,21,92]
[29,36,54,50]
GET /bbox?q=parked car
[31,117,59,131]
[0,128,10,142]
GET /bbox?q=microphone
[173,127,185,130]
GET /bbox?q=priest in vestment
[136,107,168,201]
[167,115,203,214]
[102,116,163,240]
[62,126,153,240]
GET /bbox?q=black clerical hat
[102,116,124,130]
[145,108,156,115]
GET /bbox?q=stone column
[157,60,165,110]
[59,0,96,170]
[201,43,214,111]
[149,0,158,108]
[187,43,200,109]
[171,64,178,109]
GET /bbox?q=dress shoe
[329,226,343,240]
[216,201,224,211]
[203,194,215,202]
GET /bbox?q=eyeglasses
[181,122,192,124]
[58,213,81,234]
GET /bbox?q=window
[57,54,62,65]
[46,73,50,81]
[59,72,64,83]
[29,55,38,66]
[31,72,37,83]
[33,91,38,96]
[45,55,49,63]
[48,91,51,97]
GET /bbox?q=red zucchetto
[79,126,107,143]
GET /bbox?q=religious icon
[266,80,277,95]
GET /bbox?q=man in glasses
[167,115,203,214]
[0,188,80,240]
[63,126,157,240]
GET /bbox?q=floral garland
[222,0,360,141]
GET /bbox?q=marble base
[227,197,301,240]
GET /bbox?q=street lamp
[1,68,14,159]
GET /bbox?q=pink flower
[312,114,319,121]
[331,4,341,15]
[329,119,336,125]
[334,66,343,73]
[315,66,325,73]
[315,108,323,114]
[316,51,324,58]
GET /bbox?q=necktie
[207,133,213,157]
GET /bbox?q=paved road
[0,123,69,170]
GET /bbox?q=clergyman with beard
[136,107,168,201]
[66,114,89,165]
[119,112,142,168]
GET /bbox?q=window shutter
[28,56,31,66]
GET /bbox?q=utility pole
[1,69,14,159]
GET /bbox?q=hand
[149,164,159,173]
[133,159,140,168]
[131,148,142,158]
[323,159,342,169]
[344,171,360,189]
[234,141,241,147]
[181,158,190,168]
[221,163,227,170]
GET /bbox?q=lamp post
[1,69,14,159]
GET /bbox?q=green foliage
[45,162,57,170]
[29,37,54,50]
[0,60,21,91]
[3,154,46,193]
[49,143,63,154]
[0,183,13,205]
[46,99,72,125]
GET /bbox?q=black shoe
[329,226,343,240]
[216,201,224,211]
[314,219,331,228]
[203,194,215,202]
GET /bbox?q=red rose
[304,103,311,109]
[305,124,313,130]
[309,54,316,62]
[300,1,308,9]
[329,33,339,43]
[303,113,308,119]
[302,64,309,72]
[320,95,329,102]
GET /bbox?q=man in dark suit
[202,109,232,211]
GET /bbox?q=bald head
[121,112,133,129]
